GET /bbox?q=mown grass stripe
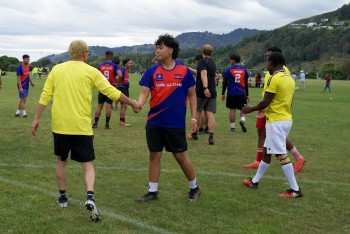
[0,175,176,234]
[1,163,349,187]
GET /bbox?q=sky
[0,0,348,62]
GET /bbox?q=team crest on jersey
[156,74,163,81]
[174,74,183,80]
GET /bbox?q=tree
[339,58,350,80]
[338,3,350,20]
[38,58,51,67]
[0,55,19,70]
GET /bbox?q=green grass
[0,72,349,233]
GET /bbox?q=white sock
[240,116,246,122]
[230,123,235,129]
[252,161,270,183]
[16,110,21,114]
[22,110,27,116]
[281,163,299,191]
[148,182,158,192]
[189,179,198,189]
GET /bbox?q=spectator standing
[323,74,332,92]
[32,67,38,79]
[299,71,305,89]
[255,72,262,88]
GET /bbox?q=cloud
[0,0,348,61]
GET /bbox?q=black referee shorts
[53,133,95,162]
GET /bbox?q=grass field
[0,72,349,233]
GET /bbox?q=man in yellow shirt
[242,52,302,198]
[243,47,305,172]
[31,40,141,221]
[32,67,38,79]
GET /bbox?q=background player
[242,52,302,198]
[243,47,306,172]
[92,51,122,129]
[222,54,249,132]
[15,54,34,118]
[118,58,133,126]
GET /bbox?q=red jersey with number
[98,62,120,85]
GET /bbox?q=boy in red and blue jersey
[15,54,34,118]
[92,50,121,129]
[222,54,249,132]
[118,58,132,126]
[136,34,201,202]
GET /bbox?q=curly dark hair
[267,52,286,67]
[154,34,180,59]
[267,47,282,53]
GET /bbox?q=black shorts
[226,95,247,110]
[98,92,113,104]
[53,133,95,162]
[117,86,129,97]
[145,125,187,153]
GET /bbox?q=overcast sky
[0,0,348,62]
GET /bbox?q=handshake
[131,100,142,113]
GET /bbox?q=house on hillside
[320,18,329,23]
[307,22,317,27]
[333,22,345,26]
[289,24,300,28]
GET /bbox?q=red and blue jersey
[98,62,120,85]
[120,68,130,88]
[16,64,30,89]
[223,65,249,96]
[139,62,196,129]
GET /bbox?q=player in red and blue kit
[15,54,34,118]
[136,34,201,203]
[118,58,133,126]
[92,51,122,129]
[222,54,249,132]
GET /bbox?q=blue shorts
[19,89,29,99]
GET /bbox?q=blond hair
[68,40,88,60]
[202,44,213,56]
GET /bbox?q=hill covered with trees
[208,3,350,79]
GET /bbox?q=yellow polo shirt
[264,70,295,122]
[39,61,121,135]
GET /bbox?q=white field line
[0,175,176,234]
[0,163,349,187]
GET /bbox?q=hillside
[209,3,350,79]
[42,28,260,63]
[176,28,260,49]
